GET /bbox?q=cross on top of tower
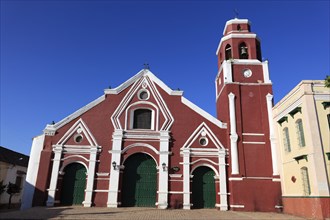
[234,9,239,18]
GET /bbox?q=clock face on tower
[243,69,252,78]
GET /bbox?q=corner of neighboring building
[20,134,45,210]
[0,146,29,209]
[273,80,330,219]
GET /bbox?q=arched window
[301,167,311,195]
[239,42,248,59]
[295,119,305,147]
[237,24,241,31]
[225,44,232,60]
[133,109,152,129]
[282,127,291,152]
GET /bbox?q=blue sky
[1,0,329,156]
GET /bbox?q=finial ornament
[143,63,150,70]
[234,9,239,18]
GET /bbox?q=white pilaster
[218,151,228,210]
[182,149,191,209]
[46,145,63,206]
[21,134,45,210]
[228,93,239,175]
[266,94,279,176]
[107,129,123,208]
[262,61,271,83]
[223,60,233,83]
[158,131,170,209]
[83,146,98,207]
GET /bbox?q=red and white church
[22,18,282,212]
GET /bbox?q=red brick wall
[283,197,330,219]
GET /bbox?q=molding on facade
[228,93,239,175]
[43,95,105,134]
[181,97,226,129]
[216,33,258,55]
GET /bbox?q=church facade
[22,18,282,212]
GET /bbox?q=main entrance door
[192,166,216,208]
[60,163,87,205]
[121,153,157,207]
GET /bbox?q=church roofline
[43,69,226,134]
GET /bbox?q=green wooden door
[61,163,87,205]
[121,153,157,207]
[192,166,216,209]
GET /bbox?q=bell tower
[215,19,282,212]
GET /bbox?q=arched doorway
[121,153,157,207]
[192,166,216,208]
[60,163,87,205]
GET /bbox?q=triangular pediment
[110,69,175,131]
[57,118,98,146]
[181,122,225,150]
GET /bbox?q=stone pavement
[0,206,304,219]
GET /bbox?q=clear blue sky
[1,0,329,156]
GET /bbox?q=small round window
[74,134,83,143]
[199,137,208,146]
[138,89,149,100]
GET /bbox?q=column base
[183,204,191,209]
[158,203,168,209]
[107,202,118,208]
[83,201,92,207]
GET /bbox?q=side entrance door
[192,166,216,208]
[60,163,87,205]
[121,153,157,207]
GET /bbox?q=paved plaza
[0,206,304,219]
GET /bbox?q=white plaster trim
[181,122,225,150]
[44,95,105,133]
[110,70,174,131]
[242,141,265,145]
[230,59,262,65]
[216,33,258,55]
[242,133,264,136]
[169,174,182,178]
[61,155,89,162]
[266,93,279,176]
[125,102,158,130]
[230,205,245,208]
[59,160,88,173]
[190,163,220,177]
[272,178,281,182]
[222,18,250,35]
[228,93,239,175]
[57,118,98,146]
[228,177,243,181]
[181,98,226,129]
[168,191,185,194]
[121,143,160,157]
[190,158,219,166]
[96,172,109,177]
[93,190,111,192]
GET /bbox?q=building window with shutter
[296,119,306,147]
[282,127,291,152]
[301,167,311,196]
[133,109,152,129]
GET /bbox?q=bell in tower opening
[239,42,248,59]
